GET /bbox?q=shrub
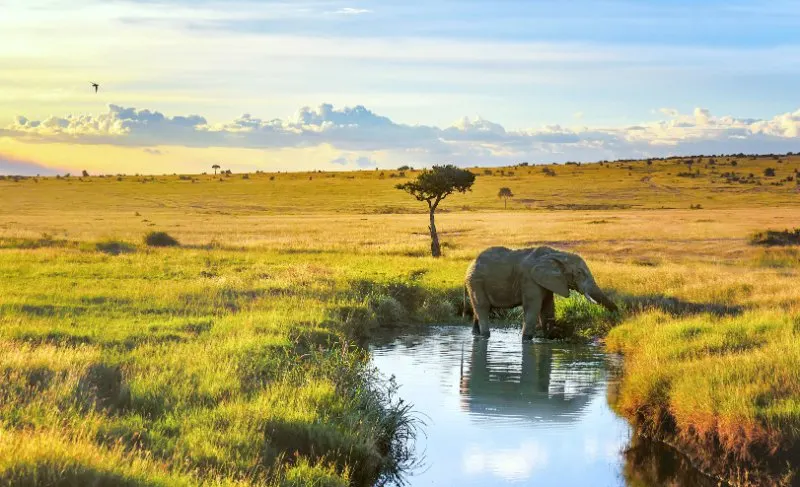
[95,240,136,255]
[750,229,800,246]
[143,231,179,247]
[541,167,556,176]
[369,296,408,327]
[764,167,776,177]
[420,297,456,322]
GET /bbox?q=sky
[1,0,799,175]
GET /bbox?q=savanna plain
[1,154,800,486]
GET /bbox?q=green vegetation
[0,246,449,486]
[1,152,800,485]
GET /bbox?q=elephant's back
[466,246,516,282]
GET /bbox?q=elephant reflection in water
[459,339,604,422]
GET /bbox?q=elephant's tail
[462,286,468,318]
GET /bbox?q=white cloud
[331,7,372,15]
[462,441,549,481]
[5,104,800,167]
[659,108,679,118]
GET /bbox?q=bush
[143,231,179,247]
[750,229,800,246]
[369,296,407,327]
[420,297,456,322]
[764,167,776,177]
[95,240,136,255]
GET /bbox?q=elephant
[463,246,618,339]
[458,338,603,422]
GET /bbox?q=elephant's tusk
[584,292,598,304]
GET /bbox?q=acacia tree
[396,164,476,257]
[497,187,514,209]
[212,164,221,175]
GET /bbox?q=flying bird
[90,82,100,93]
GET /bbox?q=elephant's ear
[531,258,570,298]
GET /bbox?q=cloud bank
[4,103,800,168]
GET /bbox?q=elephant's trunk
[587,284,618,312]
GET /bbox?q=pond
[370,325,716,487]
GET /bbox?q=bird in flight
[90,82,100,93]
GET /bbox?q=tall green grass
[0,246,449,486]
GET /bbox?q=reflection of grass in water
[623,435,720,487]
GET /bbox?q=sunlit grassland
[1,154,800,485]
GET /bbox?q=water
[370,325,715,487]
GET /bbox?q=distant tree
[82,169,90,177]
[396,165,475,257]
[212,164,221,175]
[764,167,776,177]
[497,187,514,209]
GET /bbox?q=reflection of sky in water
[371,326,631,486]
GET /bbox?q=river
[370,324,716,486]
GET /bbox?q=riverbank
[606,310,800,486]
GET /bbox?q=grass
[1,153,800,485]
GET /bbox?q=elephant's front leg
[521,294,543,341]
[539,291,555,338]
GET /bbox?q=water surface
[370,325,715,486]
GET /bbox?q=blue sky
[1,0,799,173]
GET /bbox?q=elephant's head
[529,249,618,312]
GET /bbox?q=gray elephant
[464,246,618,339]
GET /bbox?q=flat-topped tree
[212,164,221,175]
[498,187,514,209]
[396,164,475,257]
